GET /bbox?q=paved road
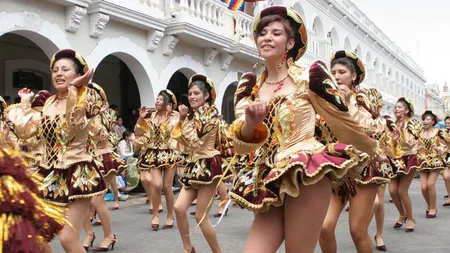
[51,179,450,252]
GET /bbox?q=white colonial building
[423,82,445,119]
[0,0,427,125]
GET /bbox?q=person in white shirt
[116,130,135,159]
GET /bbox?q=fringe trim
[42,189,107,207]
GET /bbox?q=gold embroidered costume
[229,60,380,212]
[171,74,232,188]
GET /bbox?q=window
[13,69,44,90]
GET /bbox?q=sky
[351,0,450,87]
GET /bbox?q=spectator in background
[113,117,127,138]
[117,130,135,160]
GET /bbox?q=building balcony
[44,0,259,63]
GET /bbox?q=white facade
[0,0,427,123]
[423,82,445,119]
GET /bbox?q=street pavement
[51,178,450,252]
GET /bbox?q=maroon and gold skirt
[229,143,369,212]
[355,161,392,186]
[181,155,232,189]
[37,161,107,206]
[96,152,127,177]
[137,148,176,171]
[389,155,420,178]
[416,155,446,172]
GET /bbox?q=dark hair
[331,57,356,74]
[53,57,82,74]
[445,116,450,122]
[255,14,295,40]
[189,80,213,105]
[157,91,170,106]
[396,97,413,118]
[110,104,119,111]
[122,130,132,140]
[422,110,438,125]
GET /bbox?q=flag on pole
[224,0,245,11]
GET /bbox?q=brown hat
[50,49,89,75]
[331,50,365,85]
[189,74,216,102]
[253,6,308,61]
[159,89,177,108]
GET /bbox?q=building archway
[221,82,238,124]
[92,54,141,130]
[0,12,71,58]
[0,32,56,101]
[344,37,352,51]
[166,69,195,108]
[328,27,340,51]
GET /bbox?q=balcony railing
[168,0,228,34]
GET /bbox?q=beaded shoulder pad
[234,72,257,107]
[308,61,348,112]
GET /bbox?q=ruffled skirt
[416,155,446,172]
[356,161,392,186]
[229,143,369,212]
[96,152,127,177]
[37,161,107,206]
[181,155,232,189]
[389,155,420,178]
[137,148,176,171]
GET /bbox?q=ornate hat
[331,50,365,85]
[50,49,89,75]
[189,74,216,102]
[159,89,177,108]
[422,110,438,123]
[253,6,308,61]
[397,97,414,118]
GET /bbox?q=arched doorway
[166,68,196,108]
[222,82,237,124]
[0,32,55,102]
[93,55,141,130]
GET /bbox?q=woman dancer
[82,84,125,251]
[173,74,232,253]
[416,110,446,218]
[372,115,396,252]
[135,90,178,230]
[319,53,392,253]
[5,49,107,252]
[389,97,421,232]
[443,116,450,206]
[228,6,385,253]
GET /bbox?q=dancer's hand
[139,106,149,119]
[71,68,94,88]
[18,88,35,103]
[245,101,269,126]
[391,129,400,141]
[179,105,189,121]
